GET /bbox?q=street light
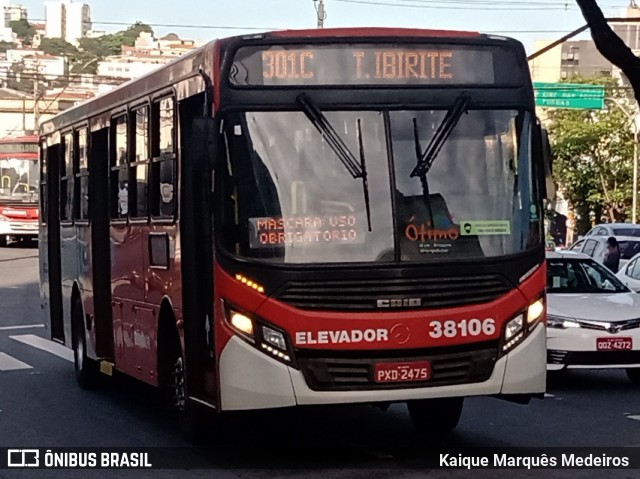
[606,97,640,224]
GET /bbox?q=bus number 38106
[429,318,496,339]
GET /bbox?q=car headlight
[547,314,581,329]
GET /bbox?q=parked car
[616,251,640,293]
[584,223,640,238]
[546,251,640,384]
[567,235,640,272]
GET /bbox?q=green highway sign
[533,82,605,110]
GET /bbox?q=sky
[14,0,634,54]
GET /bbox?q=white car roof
[546,250,590,260]
[577,235,640,242]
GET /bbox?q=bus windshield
[221,108,540,264]
[0,158,39,203]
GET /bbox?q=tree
[547,76,634,234]
[39,37,78,57]
[119,21,154,46]
[9,19,35,46]
[0,41,16,54]
[575,0,640,105]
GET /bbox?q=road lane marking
[9,334,74,362]
[0,324,45,331]
[0,352,32,371]
[628,415,640,421]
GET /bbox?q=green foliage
[0,41,16,53]
[546,75,634,234]
[9,19,35,46]
[118,22,154,46]
[39,37,78,56]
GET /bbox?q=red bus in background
[0,135,39,246]
[39,28,553,439]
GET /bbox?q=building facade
[44,0,91,45]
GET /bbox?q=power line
[333,0,582,10]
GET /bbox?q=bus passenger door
[46,142,65,343]
[179,93,217,403]
[90,127,114,360]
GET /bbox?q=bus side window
[110,115,129,220]
[130,106,149,219]
[60,132,73,222]
[151,97,176,219]
[74,127,89,221]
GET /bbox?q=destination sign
[0,142,39,155]
[230,44,521,87]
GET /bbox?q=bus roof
[39,27,516,136]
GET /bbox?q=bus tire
[72,298,99,389]
[169,333,208,443]
[626,368,640,385]
[407,397,464,435]
[0,235,6,247]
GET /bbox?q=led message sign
[230,44,520,87]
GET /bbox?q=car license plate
[596,337,633,351]
[374,361,431,383]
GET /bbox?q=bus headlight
[225,308,255,341]
[502,297,545,353]
[262,325,287,351]
[504,314,524,342]
[527,299,545,324]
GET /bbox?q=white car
[616,251,640,293]
[567,235,640,272]
[584,223,640,238]
[546,251,640,384]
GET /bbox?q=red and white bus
[39,28,552,436]
[0,135,39,246]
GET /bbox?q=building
[530,4,640,83]
[4,3,26,22]
[44,0,91,45]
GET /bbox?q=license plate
[374,361,431,383]
[596,337,633,351]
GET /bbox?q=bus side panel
[110,223,147,379]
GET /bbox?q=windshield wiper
[410,93,471,179]
[297,93,372,231]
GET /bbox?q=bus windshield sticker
[459,220,511,236]
[229,44,522,87]
[248,215,366,249]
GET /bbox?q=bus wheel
[0,236,6,247]
[626,368,640,385]
[407,397,464,435]
[171,347,208,443]
[72,299,99,389]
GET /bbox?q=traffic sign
[533,82,605,110]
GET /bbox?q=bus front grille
[296,343,498,391]
[274,274,511,311]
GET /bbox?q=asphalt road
[0,244,639,479]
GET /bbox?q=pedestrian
[603,236,621,273]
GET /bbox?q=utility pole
[33,73,39,132]
[314,0,326,28]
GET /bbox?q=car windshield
[0,158,39,203]
[220,108,540,264]
[547,258,629,294]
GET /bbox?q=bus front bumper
[218,323,546,411]
[0,220,39,236]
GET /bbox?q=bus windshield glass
[220,109,540,264]
[0,158,39,203]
